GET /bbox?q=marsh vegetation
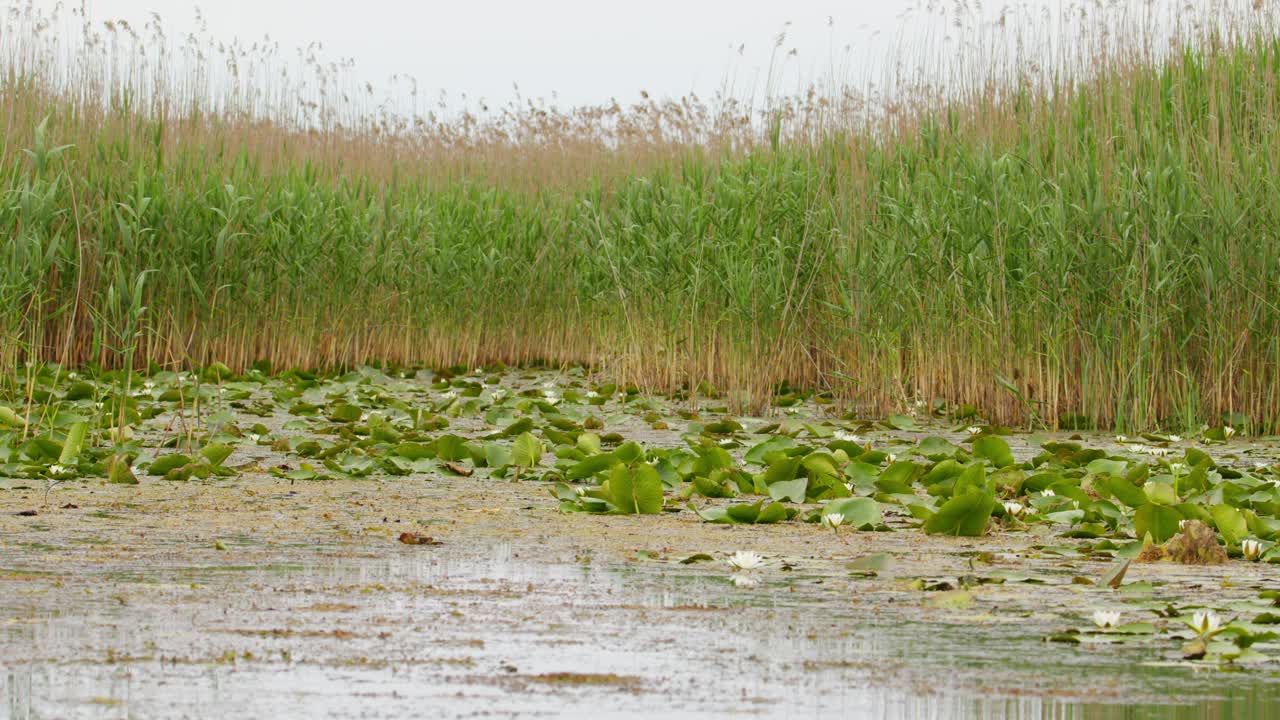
[3,1,1280,428]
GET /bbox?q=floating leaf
[512,432,544,469]
[107,455,138,485]
[201,443,233,467]
[58,421,87,465]
[767,477,808,504]
[148,454,191,476]
[327,403,363,423]
[607,463,663,514]
[679,553,715,564]
[923,488,995,536]
[972,436,1014,468]
[817,497,882,529]
[915,436,960,460]
[693,500,794,524]
[1096,475,1147,508]
[1134,503,1183,544]
[1100,558,1130,589]
[1210,504,1248,547]
[435,434,470,462]
[567,453,618,480]
[884,414,917,430]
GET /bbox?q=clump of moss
[1138,520,1228,565]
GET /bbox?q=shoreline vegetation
[2,1,1280,430]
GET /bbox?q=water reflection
[3,543,1280,719]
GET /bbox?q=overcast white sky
[40,0,1006,109]
[22,0,1243,113]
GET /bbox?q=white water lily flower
[1243,539,1263,562]
[1169,435,1182,443]
[1188,610,1222,636]
[727,551,765,572]
[48,464,71,477]
[732,574,760,588]
[1115,435,1128,443]
[886,453,897,464]
[821,513,845,531]
[586,390,599,399]
[966,426,982,436]
[1093,610,1122,629]
[1041,489,1056,498]
[1169,462,1187,475]
[1144,447,1174,457]
[441,390,458,400]
[834,431,865,444]
[1002,502,1025,518]
[1224,426,1237,439]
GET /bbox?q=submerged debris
[397,532,443,546]
[1138,521,1229,565]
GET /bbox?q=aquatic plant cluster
[2,2,1280,428]
[4,364,1280,666]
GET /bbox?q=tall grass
[2,0,1280,430]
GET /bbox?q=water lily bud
[1242,539,1263,562]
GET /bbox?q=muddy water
[3,472,1280,719]
[4,368,1280,719]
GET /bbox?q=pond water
[4,538,1279,719]
[3,366,1280,718]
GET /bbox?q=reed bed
[2,0,1280,430]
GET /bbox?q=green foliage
[1,30,1280,429]
[1135,503,1184,544]
[606,463,664,514]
